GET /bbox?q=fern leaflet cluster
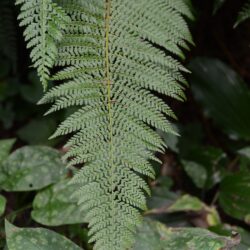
[38,0,193,249]
[16,0,70,89]
[235,0,250,27]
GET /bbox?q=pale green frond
[16,0,70,90]
[23,0,194,249]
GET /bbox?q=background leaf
[1,146,66,191]
[17,118,58,146]
[219,173,250,222]
[5,220,83,250]
[167,194,204,213]
[182,161,207,189]
[32,179,87,226]
[0,139,15,164]
[133,219,238,250]
[0,194,6,216]
[189,57,250,140]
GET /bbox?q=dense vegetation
[0,0,250,249]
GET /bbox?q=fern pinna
[235,0,250,27]
[17,0,193,249]
[16,0,70,90]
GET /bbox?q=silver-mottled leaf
[133,219,239,250]
[1,146,66,191]
[5,220,83,250]
[32,179,87,226]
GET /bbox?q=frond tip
[15,0,70,90]
[235,0,250,27]
[37,0,194,249]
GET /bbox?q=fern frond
[15,0,70,90]
[235,0,250,27]
[38,0,193,249]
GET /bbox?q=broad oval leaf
[5,220,82,250]
[189,57,250,140]
[32,179,87,226]
[1,146,66,191]
[133,219,239,250]
[219,173,250,222]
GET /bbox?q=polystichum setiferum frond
[16,0,70,90]
[22,0,193,249]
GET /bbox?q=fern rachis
[17,0,193,249]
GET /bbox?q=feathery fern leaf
[38,0,193,249]
[15,0,70,90]
[235,0,250,27]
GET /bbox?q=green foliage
[1,146,66,191]
[0,195,6,216]
[182,160,207,189]
[5,220,82,250]
[4,0,250,249]
[15,0,70,89]
[189,57,250,140]
[35,0,194,249]
[219,172,250,222]
[235,0,250,27]
[17,118,58,145]
[133,219,237,250]
[0,139,15,165]
[32,179,87,226]
[167,194,204,213]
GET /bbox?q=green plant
[235,0,250,26]
[16,0,194,249]
[16,0,70,89]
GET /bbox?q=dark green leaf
[5,220,83,250]
[182,160,207,189]
[20,71,43,104]
[181,146,225,189]
[219,173,250,222]
[17,118,58,146]
[189,57,250,140]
